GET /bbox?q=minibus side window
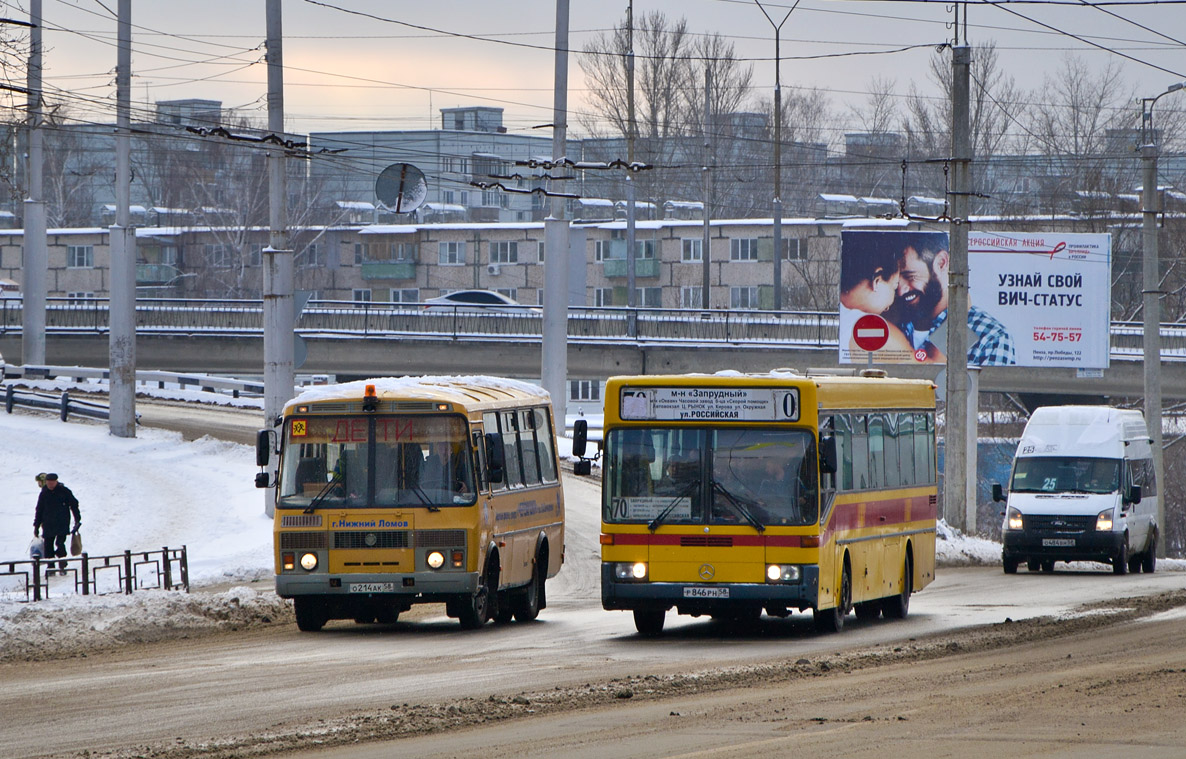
[535,408,558,482]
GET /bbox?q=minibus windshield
[1010,456,1119,495]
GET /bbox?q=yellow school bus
[256,376,564,630]
[592,370,936,635]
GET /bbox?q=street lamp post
[1140,81,1183,559]
[755,1,797,312]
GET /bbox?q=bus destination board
[620,386,800,422]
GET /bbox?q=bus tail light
[282,552,295,571]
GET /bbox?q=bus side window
[502,411,524,487]
[867,414,885,490]
[534,408,558,483]
[851,415,869,490]
[472,429,489,491]
[519,408,540,486]
[835,413,854,491]
[898,412,915,487]
[482,413,506,490]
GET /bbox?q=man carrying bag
[33,473,81,577]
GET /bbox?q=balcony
[361,261,417,281]
[603,258,659,278]
[136,263,183,285]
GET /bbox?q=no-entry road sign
[852,313,890,352]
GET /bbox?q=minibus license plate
[684,586,729,599]
[350,582,394,593]
[1042,538,1075,547]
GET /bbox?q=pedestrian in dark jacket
[33,473,81,576]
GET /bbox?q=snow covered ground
[1,393,1178,662]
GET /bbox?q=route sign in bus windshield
[620,386,800,422]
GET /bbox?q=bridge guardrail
[4,384,117,421]
[1,298,1184,358]
[0,546,189,602]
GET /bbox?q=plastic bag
[70,531,83,557]
[29,537,45,560]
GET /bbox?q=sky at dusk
[7,1,1186,137]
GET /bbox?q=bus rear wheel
[293,597,327,632]
[814,560,852,633]
[882,554,912,620]
[511,558,544,622]
[633,609,665,636]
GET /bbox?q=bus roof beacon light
[363,384,378,412]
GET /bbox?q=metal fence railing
[2,298,1185,358]
[0,546,189,602]
[4,384,115,421]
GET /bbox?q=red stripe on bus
[605,533,806,547]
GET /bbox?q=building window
[595,239,612,262]
[594,287,614,307]
[67,291,95,302]
[635,287,662,307]
[730,238,759,261]
[680,286,703,308]
[160,245,178,266]
[67,245,94,269]
[490,241,519,264]
[494,288,518,301]
[569,380,600,402]
[634,239,656,259]
[352,288,371,303]
[681,238,702,262]
[783,237,806,261]
[248,244,263,267]
[389,288,418,303]
[298,243,325,268]
[205,243,232,268]
[392,242,417,261]
[731,286,759,309]
[442,190,455,204]
[536,240,545,263]
[438,241,466,265]
[354,243,365,264]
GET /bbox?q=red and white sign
[852,313,890,352]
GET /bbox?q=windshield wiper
[711,480,766,533]
[305,471,345,513]
[648,481,699,532]
[406,483,441,512]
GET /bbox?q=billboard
[839,230,1110,368]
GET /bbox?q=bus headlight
[299,552,318,571]
[766,564,801,583]
[614,562,648,581]
[1006,507,1023,531]
[1096,508,1114,532]
[426,550,446,569]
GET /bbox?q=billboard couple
[840,230,1016,366]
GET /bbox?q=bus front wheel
[633,609,665,636]
[459,560,497,629]
[814,560,852,633]
[293,597,327,632]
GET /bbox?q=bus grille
[416,529,468,548]
[1026,514,1094,535]
[280,515,323,528]
[279,532,328,550]
[680,536,734,547]
[333,531,412,549]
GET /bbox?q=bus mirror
[572,419,588,458]
[1125,484,1142,506]
[254,471,272,489]
[819,434,837,475]
[992,483,1005,502]
[256,430,273,467]
[484,432,505,484]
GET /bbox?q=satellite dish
[375,163,428,214]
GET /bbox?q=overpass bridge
[2,298,1183,400]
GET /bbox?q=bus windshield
[278,414,476,508]
[604,427,819,527]
[1010,456,1120,495]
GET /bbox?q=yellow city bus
[256,376,564,631]
[590,370,936,636]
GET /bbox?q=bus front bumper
[1002,530,1125,564]
[601,564,819,612]
[276,571,479,600]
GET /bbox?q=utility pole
[263,0,294,517]
[541,0,570,426]
[755,1,795,312]
[1140,81,1183,557]
[625,0,637,313]
[21,0,46,368]
[108,0,136,438]
[946,22,973,532]
[701,66,712,310]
